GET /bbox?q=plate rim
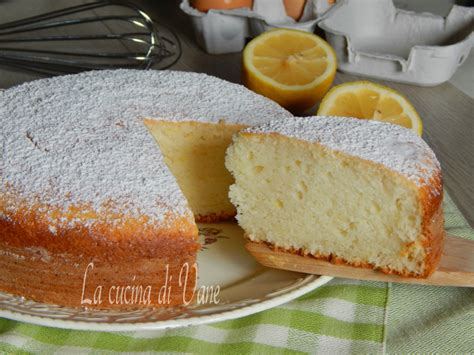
[0,275,333,332]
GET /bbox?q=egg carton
[180,0,329,54]
[318,0,474,86]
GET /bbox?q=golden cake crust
[0,202,200,309]
[0,244,198,309]
[418,171,445,277]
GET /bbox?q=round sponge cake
[0,69,291,308]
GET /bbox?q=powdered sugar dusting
[245,116,440,188]
[0,69,291,230]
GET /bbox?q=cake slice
[225,116,444,277]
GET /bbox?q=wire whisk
[0,1,182,75]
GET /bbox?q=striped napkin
[0,192,472,354]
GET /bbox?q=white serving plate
[318,0,474,86]
[0,222,331,332]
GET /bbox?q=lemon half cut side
[243,29,337,114]
[317,81,423,136]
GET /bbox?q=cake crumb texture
[226,116,444,277]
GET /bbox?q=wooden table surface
[1,0,473,227]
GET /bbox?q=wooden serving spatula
[246,234,474,287]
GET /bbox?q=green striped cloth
[0,192,472,354]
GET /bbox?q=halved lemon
[317,81,422,135]
[243,28,337,114]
